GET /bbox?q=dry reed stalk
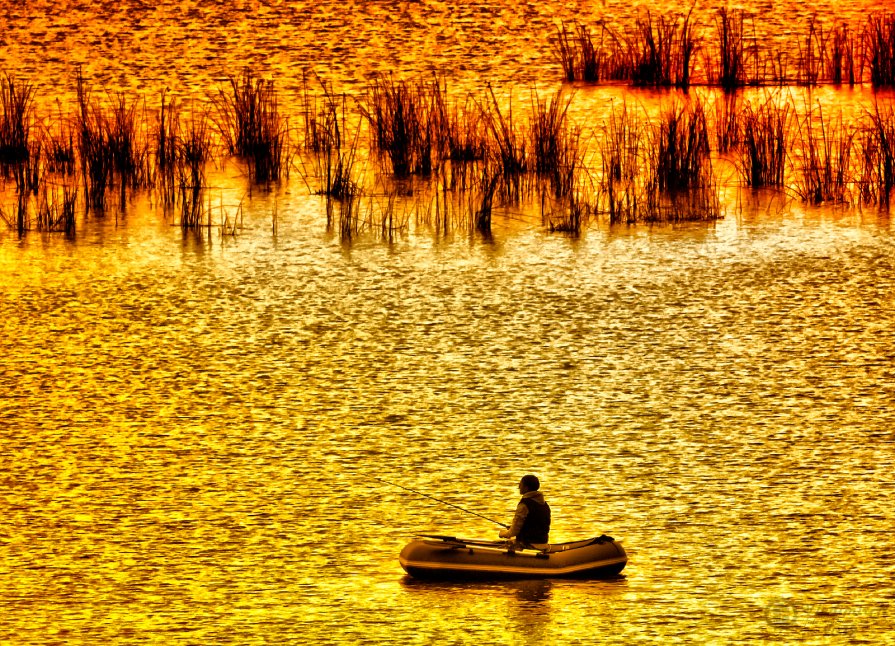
[323,122,362,201]
[602,170,660,225]
[794,18,824,87]
[10,138,41,197]
[555,22,580,82]
[156,90,179,175]
[298,76,362,199]
[472,170,499,235]
[301,72,339,154]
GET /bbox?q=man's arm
[499,502,529,538]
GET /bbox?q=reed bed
[793,19,820,87]
[373,190,411,243]
[601,169,659,225]
[75,69,117,211]
[360,77,436,178]
[326,188,363,241]
[302,74,337,154]
[75,98,108,209]
[301,79,361,200]
[429,86,489,196]
[11,140,41,197]
[0,177,79,235]
[173,191,243,234]
[0,75,80,234]
[156,91,179,178]
[529,88,581,197]
[866,14,895,87]
[321,123,362,202]
[653,100,711,193]
[472,170,500,235]
[793,106,855,205]
[710,8,746,91]
[555,11,696,87]
[857,102,895,207]
[555,22,607,83]
[174,188,245,235]
[598,102,651,224]
[175,115,212,227]
[431,84,487,165]
[414,169,501,238]
[214,72,288,183]
[828,25,858,86]
[630,9,697,88]
[154,95,212,214]
[107,94,149,187]
[541,190,592,234]
[528,88,572,176]
[652,100,720,222]
[43,124,77,176]
[555,12,895,88]
[176,174,206,229]
[179,115,212,184]
[596,99,721,224]
[480,86,528,201]
[738,97,793,188]
[600,102,643,183]
[35,182,77,234]
[0,74,34,167]
[8,64,895,240]
[751,46,791,87]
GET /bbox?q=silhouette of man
[498,474,551,547]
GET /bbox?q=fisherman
[498,474,551,548]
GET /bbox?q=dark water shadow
[400,573,627,597]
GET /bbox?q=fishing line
[374,476,509,529]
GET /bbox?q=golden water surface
[2,1,895,644]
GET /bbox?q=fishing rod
[374,476,509,529]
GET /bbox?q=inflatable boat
[399,534,627,579]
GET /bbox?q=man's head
[519,474,540,493]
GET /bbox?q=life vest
[519,497,551,544]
